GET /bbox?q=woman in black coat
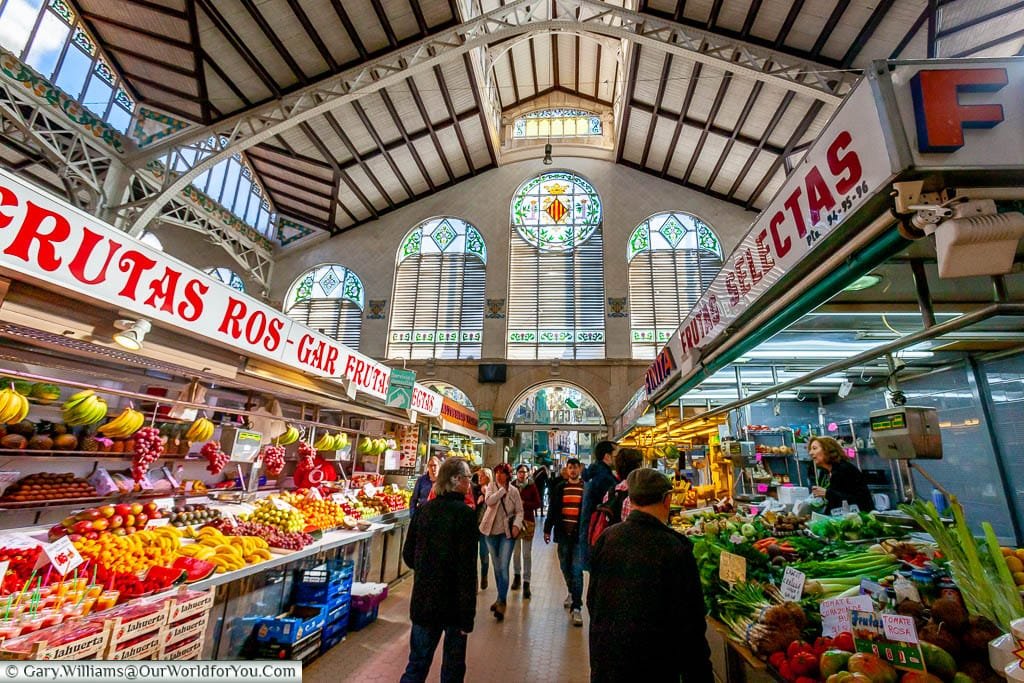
[809,436,874,512]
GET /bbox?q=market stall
[617,57,1024,682]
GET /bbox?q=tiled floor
[306,527,591,682]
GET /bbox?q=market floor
[305,526,591,682]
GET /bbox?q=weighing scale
[869,406,944,505]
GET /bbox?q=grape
[206,518,312,549]
[263,445,286,476]
[296,441,316,469]
[200,441,228,475]
[131,426,165,481]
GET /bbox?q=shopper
[544,456,586,627]
[533,463,549,516]
[587,447,644,547]
[401,458,478,683]
[411,455,441,516]
[587,468,713,683]
[511,463,541,599]
[809,436,874,512]
[578,441,618,568]
[478,463,524,621]
[472,468,493,590]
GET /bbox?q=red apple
[144,502,158,514]
[85,531,99,540]
[134,513,148,527]
[48,524,66,541]
[114,503,132,517]
[110,515,123,529]
[98,505,116,518]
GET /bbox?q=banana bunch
[187,527,271,572]
[147,525,183,551]
[0,385,30,424]
[314,432,349,451]
[185,417,215,442]
[62,390,108,426]
[276,425,300,446]
[98,407,145,438]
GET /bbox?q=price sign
[780,567,806,602]
[852,610,926,672]
[719,551,747,585]
[271,497,297,512]
[309,488,323,501]
[820,595,873,637]
[148,518,170,527]
[42,537,84,576]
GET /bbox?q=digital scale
[869,406,942,460]
[219,426,264,495]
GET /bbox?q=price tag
[718,551,746,585]
[820,595,873,637]
[271,497,296,512]
[221,511,237,526]
[153,497,174,512]
[309,488,323,501]
[148,518,170,527]
[42,537,84,576]
[780,567,806,602]
[851,610,926,672]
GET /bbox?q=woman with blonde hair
[809,436,873,512]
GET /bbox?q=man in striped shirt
[543,457,586,626]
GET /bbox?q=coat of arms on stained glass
[607,297,628,318]
[367,300,387,320]
[511,172,602,251]
[486,298,505,319]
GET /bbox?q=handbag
[500,494,520,540]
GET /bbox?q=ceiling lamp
[542,143,553,165]
[843,273,883,292]
[113,318,152,351]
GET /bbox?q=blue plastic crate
[325,600,350,626]
[348,605,378,632]
[251,605,327,644]
[324,612,350,640]
[320,628,346,653]
[293,560,355,604]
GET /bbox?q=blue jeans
[484,534,515,602]
[478,533,489,578]
[557,536,583,610]
[400,622,468,683]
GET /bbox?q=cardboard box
[104,602,169,647]
[161,613,207,647]
[0,622,108,660]
[166,589,214,623]
[159,635,203,660]
[105,631,162,660]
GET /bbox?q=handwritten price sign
[43,537,83,576]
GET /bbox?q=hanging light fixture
[542,142,553,165]
[112,318,152,351]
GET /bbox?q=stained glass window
[512,109,602,139]
[284,265,364,349]
[628,212,724,359]
[389,218,486,360]
[508,172,605,360]
[205,267,246,293]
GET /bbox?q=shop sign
[385,368,416,409]
[0,167,403,401]
[621,387,652,430]
[441,397,479,431]
[411,384,443,417]
[478,410,493,434]
[645,345,679,398]
[646,80,891,398]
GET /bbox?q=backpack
[587,486,629,548]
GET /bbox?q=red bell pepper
[787,640,812,659]
[832,632,855,652]
[790,651,819,677]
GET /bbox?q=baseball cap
[627,468,673,504]
[565,457,581,465]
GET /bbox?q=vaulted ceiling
[23,0,1024,242]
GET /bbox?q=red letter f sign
[910,68,1008,153]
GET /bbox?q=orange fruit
[1006,556,1024,573]
[1002,547,1014,556]
[1015,548,1024,562]
[1014,572,1024,586]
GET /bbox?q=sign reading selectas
[645,81,892,399]
[411,384,442,417]
[0,167,402,399]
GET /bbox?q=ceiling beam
[951,27,1024,58]
[660,59,702,177]
[888,6,929,60]
[195,0,280,96]
[810,0,851,57]
[186,0,211,123]
[406,76,456,183]
[841,0,897,67]
[351,100,415,197]
[321,112,393,212]
[379,90,436,191]
[774,0,806,48]
[705,79,764,191]
[462,53,499,168]
[123,0,854,235]
[727,91,795,199]
[434,65,477,174]
[682,60,735,184]
[370,0,399,47]
[201,48,253,108]
[285,0,339,71]
[297,121,381,219]
[409,0,429,34]
[744,99,824,208]
[740,0,762,38]
[239,0,307,84]
[615,44,642,162]
[639,53,674,168]
[631,99,786,157]
[328,0,368,59]
[104,44,195,78]
[939,1,1024,40]
[78,11,193,50]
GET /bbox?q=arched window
[205,267,245,292]
[284,264,364,349]
[507,172,605,359]
[512,109,602,139]
[425,382,475,410]
[627,212,724,359]
[388,217,486,360]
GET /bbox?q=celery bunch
[901,498,1023,631]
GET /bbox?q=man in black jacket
[401,457,478,683]
[587,468,713,683]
